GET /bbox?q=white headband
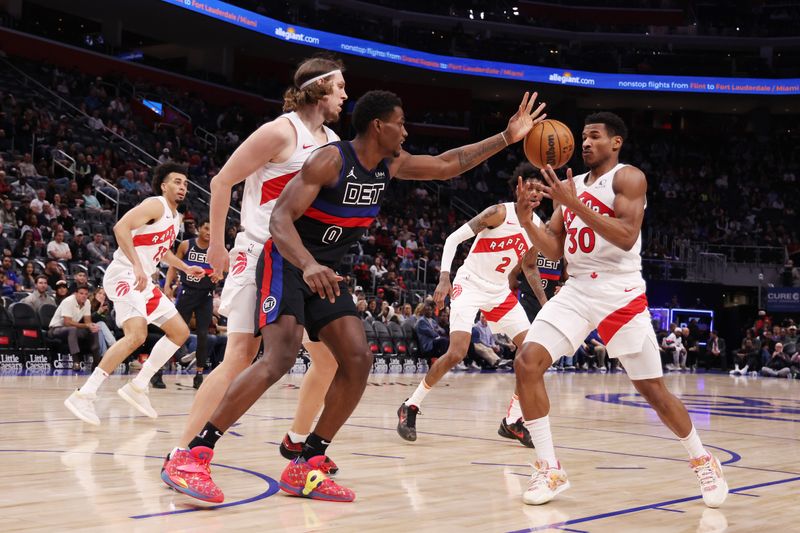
[299,69,341,90]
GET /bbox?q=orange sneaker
[279,457,354,502]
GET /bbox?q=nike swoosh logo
[624,288,636,292]
[507,221,517,225]
[303,144,314,149]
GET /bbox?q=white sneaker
[64,389,100,426]
[690,454,728,508]
[522,460,570,505]
[454,362,468,371]
[117,382,158,418]
[599,367,607,374]
[180,351,196,364]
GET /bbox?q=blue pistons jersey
[293,140,390,267]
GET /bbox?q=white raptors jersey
[561,163,643,275]
[461,202,542,285]
[112,195,181,276]
[240,112,339,244]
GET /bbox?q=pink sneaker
[161,447,224,503]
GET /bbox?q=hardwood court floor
[1,369,798,532]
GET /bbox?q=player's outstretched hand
[433,277,452,311]
[539,165,577,208]
[207,242,229,280]
[303,262,342,303]
[504,91,547,144]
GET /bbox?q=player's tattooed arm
[468,204,505,233]
[521,248,548,306]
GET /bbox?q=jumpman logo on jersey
[347,167,357,180]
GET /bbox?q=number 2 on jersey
[495,256,511,273]
[567,227,596,254]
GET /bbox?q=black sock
[301,432,330,460]
[188,422,224,450]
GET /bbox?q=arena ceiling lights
[162,0,800,96]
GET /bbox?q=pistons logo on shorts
[232,252,247,276]
[452,284,463,300]
[262,295,277,314]
[116,281,131,297]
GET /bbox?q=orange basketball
[523,119,575,170]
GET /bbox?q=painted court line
[506,475,800,533]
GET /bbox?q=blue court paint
[731,492,760,497]
[587,393,800,423]
[556,528,589,533]
[0,449,280,518]
[506,475,800,533]
[651,507,685,513]
[352,452,404,459]
[228,431,243,437]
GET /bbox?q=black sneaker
[397,401,419,442]
[279,433,304,460]
[193,373,203,389]
[150,370,166,389]
[498,418,535,448]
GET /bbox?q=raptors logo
[116,281,131,297]
[262,296,277,314]
[232,252,247,276]
[451,284,463,300]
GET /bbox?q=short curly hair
[352,90,403,135]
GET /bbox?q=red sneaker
[279,457,355,502]
[160,447,224,503]
[307,454,339,475]
[279,433,303,460]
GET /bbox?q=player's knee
[515,344,550,377]
[125,329,147,348]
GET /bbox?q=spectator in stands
[470,315,505,369]
[761,343,792,378]
[785,324,798,345]
[0,172,11,197]
[47,230,72,261]
[663,326,687,371]
[18,153,37,177]
[11,175,35,201]
[69,271,91,293]
[30,189,47,215]
[0,197,15,226]
[56,205,75,233]
[370,255,388,285]
[398,303,414,324]
[90,287,116,358]
[43,259,64,289]
[87,232,111,264]
[21,275,55,311]
[82,185,104,212]
[69,229,90,265]
[54,280,70,305]
[0,272,13,297]
[416,302,449,362]
[20,213,44,245]
[730,338,760,375]
[356,299,372,321]
[65,180,84,208]
[19,261,37,292]
[48,284,99,371]
[576,330,608,372]
[13,230,38,260]
[702,330,727,370]
[119,170,137,193]
[2,256,20,289]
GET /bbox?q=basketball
[523,119,575,169]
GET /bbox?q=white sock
[505,394,522,424]
[80,367,109,395]
[679,426,708,459]
[288,430,308,444]
[524,416,558,467]
[131,337,181,390]
[405,379,431,407]
[741,365,748,374]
